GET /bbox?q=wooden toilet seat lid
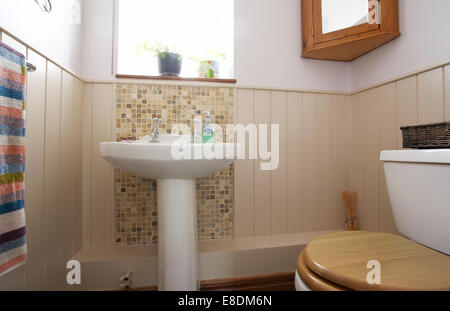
[303,231,450,291]
[297,251,348,291]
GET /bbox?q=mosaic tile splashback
[114,83,234,246]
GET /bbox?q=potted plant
[137,42,183,76]
[191,50,226,78]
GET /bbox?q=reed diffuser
[343,191,358,231]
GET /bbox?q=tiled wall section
[114,84,234,246]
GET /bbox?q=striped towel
[0,41,27,277]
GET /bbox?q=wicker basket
[401,121,450,149]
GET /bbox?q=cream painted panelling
[396,76,418,149]
[332,95,348,230]
[418,68,444,124]
[234,89,349,237]
[317,94,333,230]
[82,83,115,248]
[378,83,397,233]
[349,92,364,230]
[302,93,319,232]
[91,84,115,248]
[270,91,288,235]
[446,65,450,120]
[234,89,255,238]
[44,61,63,290]
[349,64,449,233]
[0,35,84,290]
[286,92,302,233]
[23,49,46,290]
[253,90,272,236]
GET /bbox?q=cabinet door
[312,0,380,44]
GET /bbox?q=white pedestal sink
[100,135,236,291]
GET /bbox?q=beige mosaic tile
[114,83,235,246]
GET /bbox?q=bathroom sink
[100,135,236,179]
[100,134,238,291]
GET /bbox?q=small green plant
[136,42,183,61]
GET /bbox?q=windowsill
[116,74,236,84]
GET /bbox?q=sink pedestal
[157,179,198,291]
[100,138,236,291]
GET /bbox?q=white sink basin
[100,138,235,179]
[100,134,237,291]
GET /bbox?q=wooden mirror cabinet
[301,0,400,61]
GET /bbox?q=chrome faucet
[150,118,161,143]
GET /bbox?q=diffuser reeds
[343,191,358,231]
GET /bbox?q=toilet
[295,150,450,291]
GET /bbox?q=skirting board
[200,271,295,291]
[118,271,296,291]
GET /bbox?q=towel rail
[26,62,36,72]
[0,29,36,72]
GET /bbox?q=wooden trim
[116,285,158,292]
[302,30,400,61]
[302,0,400,61]
[85,59,450,96]
[115,74,237,84]
[351,60,450,95]
[115,272,296,291]
[200,272,296,291]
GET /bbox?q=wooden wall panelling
[90,84,114,247]
[396,76,418,149]
[286,92,302,233]
[253,90,271,236]
[445,65,450,121]
[317,94,333,230]
[349,93,364,229]
[72,78,84,254]
[270,91,287,235]
[362,89,380,231]
[60,71,75,289]
[0,33,85,290]
[332,95,347,230]
[302,93,318,232]
[378,83,397,233]
[23,49,47,290]
[349,64,448,233]
[418,68,444,124]
[82,84,93,247]
[44,61,63,290]
[234,89,255,237]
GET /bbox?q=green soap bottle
[202,112,216,143]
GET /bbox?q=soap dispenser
[202,111,216,143]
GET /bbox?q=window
[117,0,234,79]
